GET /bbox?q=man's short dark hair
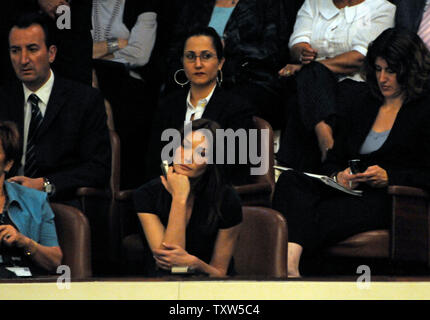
[10,12,54,48]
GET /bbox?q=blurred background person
[393,0,430,50]
[276,0,395,172]
[91,0,159,189]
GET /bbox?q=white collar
[186,84,217,110]
[23,69,55,106]
[319,0,367,22]
[319,0,340,20]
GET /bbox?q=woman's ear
[5,160,14,173]
[219,57,225,70]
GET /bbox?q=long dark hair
[178,119,228,228]
[364,28,430,102]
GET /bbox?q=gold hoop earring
[174,69,190,87]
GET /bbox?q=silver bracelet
[107,38,120,54]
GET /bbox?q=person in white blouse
[91,0,158,189]
[277,0,396,171]
[92,0,157,75]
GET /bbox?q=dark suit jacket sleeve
[320,124,349,178]
[385,105,430,190]
[46,90,111,195]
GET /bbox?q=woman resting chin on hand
[134,119,242,277]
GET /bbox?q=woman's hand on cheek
[160,167,190,201]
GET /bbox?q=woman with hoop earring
[144,26,255,186]
[163,0,284,130]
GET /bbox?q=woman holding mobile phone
[134,119,242,277]
[273,28,430,277]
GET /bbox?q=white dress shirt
[185,85,217,123]
[20,70,55,172]
[91,0,157,69]
[289,0,396,81]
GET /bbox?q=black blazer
[156,86,255,133]
[322,88,430,191]
[0,76,111,201]
[394,0,426,32]
[144,86,255,183]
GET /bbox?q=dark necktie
[24,94,43,178]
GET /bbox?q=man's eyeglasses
[184,51,217,62]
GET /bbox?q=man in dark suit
[0,12,111,206]
[0,0,93,86]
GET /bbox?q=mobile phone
[349,159,365,174]
[171,266,195,274]
[161,160,169,177]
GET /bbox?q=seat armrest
[51,203,92,279]
[115,189,134,201]
[76,187,110,198]
[114,189,140,241]
[234,182,273,195]
[388,185,429,198]
[389,185,430,265]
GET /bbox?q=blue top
[359,129,391,155]
[209,6,235,38]
[4,181,59,247]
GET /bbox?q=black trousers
[272,170,391,254]
[276,62,368,172]
[94,60,159,189]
